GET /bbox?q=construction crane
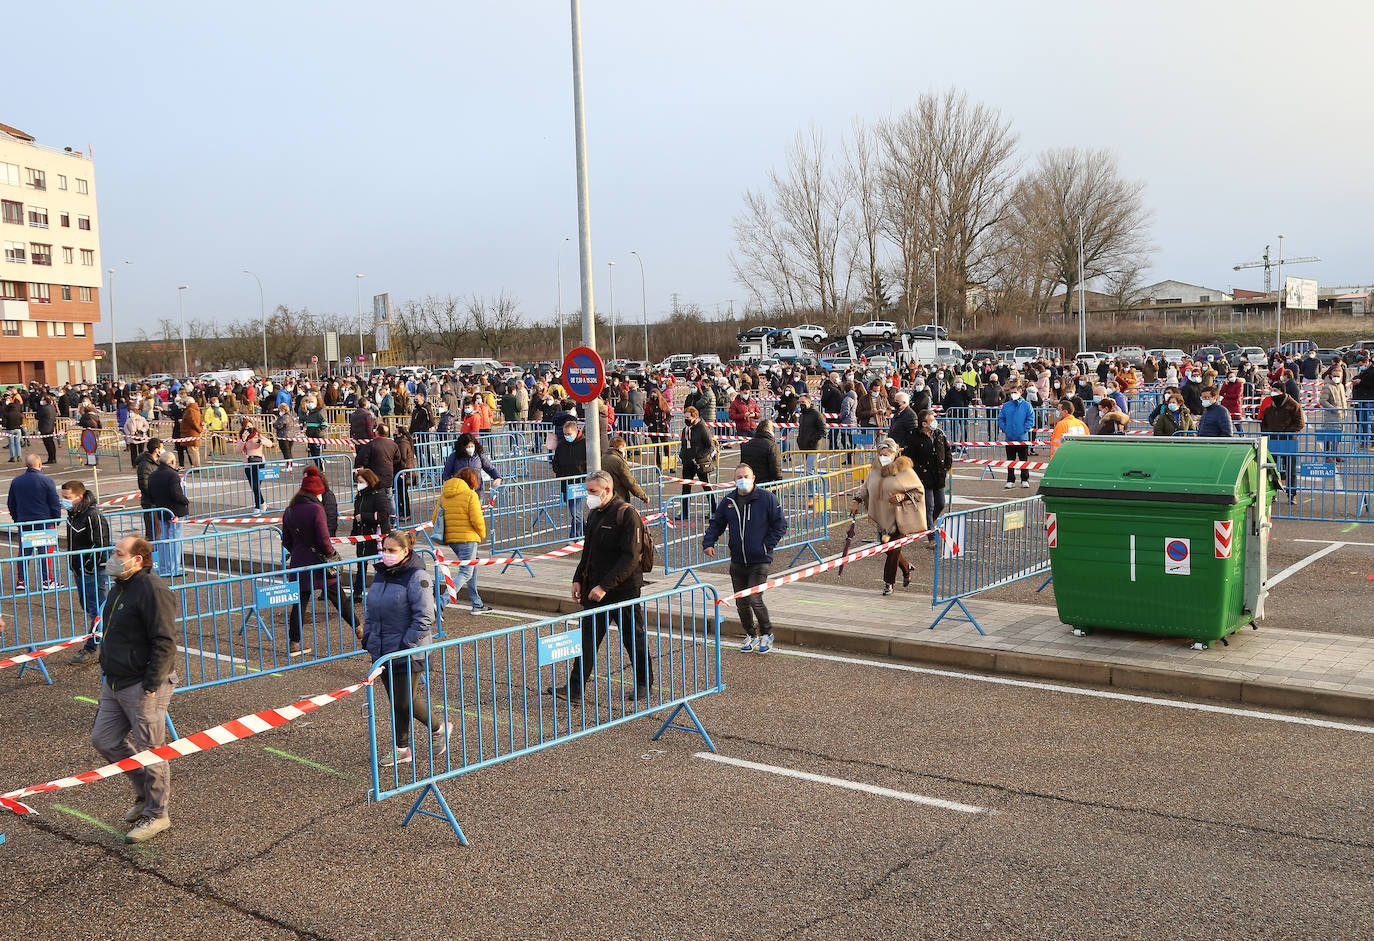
[1233,244,1320,292]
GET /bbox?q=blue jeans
[154,517,183,577]
[567,498,584,538]
[75,568,107,648]
[1357,401,1374,447]
[6,428,21,460]
[447,542,483,608]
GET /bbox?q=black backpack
[615,503,655,573]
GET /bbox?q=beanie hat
[301,466,326,496]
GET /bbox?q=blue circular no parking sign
[561,346,606,404]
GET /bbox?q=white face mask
[465,445,476,456]
[585,493,604,511]
[355,481,367,492]
[927,420,939,432]
[878,454,894,467]
[1010,392,1021,400]
[735,478,754,493]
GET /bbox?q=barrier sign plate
[561,345,606,404]
[258,466,282,481]
[565,482,587,501]
[20,529,59,550]
[1298,462,1337,478]
[538,629,582,667]
[255,582,301,609]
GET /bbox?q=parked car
[967,348,997,363]
[850,320,898,342]
[819,355,855,372]
[1111,346,1146,364]
[1314,349,1344,366]
[1012,347,1043,366]
[1238,347,1267,366]
[789,323,828,344]
[819,340,849,357]
[1075,351,1109,368]
[1193,346,1229,366]
[904,323,949,340]
[144,373,174,385]
[1145,348,1188,365]
[736,325,773,342]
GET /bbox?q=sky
[10,0,1373,344]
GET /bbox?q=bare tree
[730,188,805,315]
[468,291,523,359]
[392,298,434,364]
[844,118,886,324]
[425,295,473,361]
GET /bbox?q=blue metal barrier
[182,453,354,518]
[365,582,723,843]
[930,495,1049,634]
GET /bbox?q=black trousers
[730,561,774,636]
[1005,444,1029,482]
[287,573,357,642]
[569,591,653,694]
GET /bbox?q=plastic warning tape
[0,632,96,671]
[0,664,386,816]
[955,458,1049,471]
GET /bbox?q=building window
[76,178,88,195]
[59,212,69,227]
[79,286,92,302]
[77,215,90,231]
[25,168,45,190]
[79,248,93,266]
[1,321,18,336]
[26,206,47,228]
[61,246,73,264]
[0,163,19,187]
[0,281,22,300]
[72,320,85,336]
[20,321,37,338]
[30,243,52,266]
[57,174,68,191]
[1,200,20,225]
[1199,295,1210,302]
[60,285,72,300]
[3,241,24,263]
[51,319,65,336]
[29,283,50,304]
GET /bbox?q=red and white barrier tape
[0,664,385,816]
[956,458,1049,471]
[0,632,96,671]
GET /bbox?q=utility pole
[569,0,600,473]
[1077,216,1087,355]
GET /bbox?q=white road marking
[177,644,246,665]
[1266,542,1348,588]
[694,752,990,814]
[1294,539,1374,547]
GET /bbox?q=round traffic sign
[561,346,606,404]
[80,429,99,454]
[1166,539,1188,562]
[359,354,366,362]
[312,355,319,364]
[345,356,352,365]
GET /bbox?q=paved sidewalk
[475,557,1374,721]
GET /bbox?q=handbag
[433,504,446,539]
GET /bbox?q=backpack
[616,503,655,573]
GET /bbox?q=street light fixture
[556,236,570,364]
[355,273,365,373]
[1275,234,1285,351]
[177,284,190,378]
[607,260,617,362]
[630,251,648,364]
[243,270,267,377]
[106,261,131,379]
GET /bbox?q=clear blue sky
[11,0,1372,342]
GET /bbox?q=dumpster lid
[1039,437,1259,505]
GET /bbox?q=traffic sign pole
[570,0,600,475]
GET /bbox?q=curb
[479,586,1374,723]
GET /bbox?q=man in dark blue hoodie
[702,463,788,654]
[6,454,62,589]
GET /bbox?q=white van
[452,357,503,375]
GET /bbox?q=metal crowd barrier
[392,452,547,531]
[366,582,723,843]
[182,453,354,518]
[657,473,827,587]
[63,426,126,470]
[930,495,1049,634]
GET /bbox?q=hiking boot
[125,815,171,844]
[545,684,582,703]
[69,647,99,664]
[124,800,146,823]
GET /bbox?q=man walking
[6,454,61,590]
[702,463,787,653]
[91,535,177,843]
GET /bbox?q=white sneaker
[434,722,453,757]
[1021,481,1032,488]
[739,635,755,652]
[393,746,412,765]
[1003,482,1015,490]
[758,634,773,654]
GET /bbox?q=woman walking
[363,530,451,765]
[850,438,926,596]
[350,467,393,596]
[279,470,357,657]
[234,417,273,511]
[434,466,491,614]
[907,410,951,551]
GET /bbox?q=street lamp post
[569,0,600,473]
[243,270,267,377]
[106,261,130,379]
[1275,234,1285,351]
[607,260,617,362]
[355,273,365,375]
[177,284,190,378]
[556,236,570,364]
[630,250,648,364]
[931,246,939,342]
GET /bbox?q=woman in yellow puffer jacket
[434,466,491,613]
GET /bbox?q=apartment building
[0,121,101,386]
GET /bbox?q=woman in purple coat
[280,467,357,657]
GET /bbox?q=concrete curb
[479,585,1374,723]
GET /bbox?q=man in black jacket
[63,480,112,664]
[548,471,652,703]
[136,438,162,539]
[887,391,917,454]
[91,535,177,843]
[796,393,828,478]
[739,421,783,483]
[677,405,718,519]
[145,451,188,577]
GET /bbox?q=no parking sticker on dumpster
[1164,537,1191,575]
[1214,521,1233,559]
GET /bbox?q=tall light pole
[556,236,570,364]
[931,246,939,341]
[354,273,365,374]
[106,261,130,379]
[177,284,190,378]
[569,0,600,473]
[1275,234,1285,351]
[243,269,267,377]
[1077,215,1087,355]
[630,250,648,364]
[607,260,617,362]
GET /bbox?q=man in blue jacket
[6,454,62,589]
[702,463,788,653]
[1195,386,1234,438]
[997,384,1036,489]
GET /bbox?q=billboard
[375,322,390,353]
[1284,277,1318,311]
[372,292,391,325]
[324,330,339,362]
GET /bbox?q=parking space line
[177,644,246,665]
[695,752,989,814]
[1266,542,1348,588]
[263,746,351,778]
[73,695,99,705]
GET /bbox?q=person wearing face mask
[144,450,188,578]
[300,396,327,468]
[273,404,301,466]
[1153,394,1195,437]
[1260,380,1305,500]
[856,381,891,447]
[702,462,787,652]
[850,438,926,596]
[677,405,718,519]
[1050,398,1090,453]
[908,374,932,413]
[548,471,653,704]
[887,391,917,454]
[997,383,1035,489]
[729,384,761,436]
[553,420,589,537]
[362,530,450,766]
[440,432,502,501]
[907,410,952,551]
[179,393,204,467]
[234,417,274,511]
[62,480,112,663]
[90,535,177,843]
[433,466,492,613]
[350,467,395,596]
[1195,386,1234,438]
[203,395,228,457]
[354,424,400,494]
[280,468,356,657]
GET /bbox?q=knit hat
[878,436,900,452]
[301,466,326,496]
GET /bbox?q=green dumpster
[1039,437,1277,649]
